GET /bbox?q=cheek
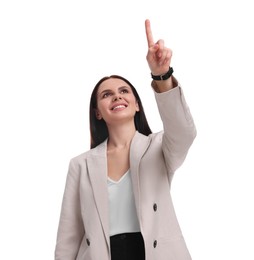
[96,99,104,110]
[96,100,108,116]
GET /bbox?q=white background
[0,0,254,259]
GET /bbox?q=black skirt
[110,232,145,260]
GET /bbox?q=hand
[145,19,172,76]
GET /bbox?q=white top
[107,170,140,236]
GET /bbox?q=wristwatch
[151,67,174,80]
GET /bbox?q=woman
[55,19,196,260]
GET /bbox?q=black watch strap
[151,67,174,81]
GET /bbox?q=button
[153,203,157,212]
[153,240,157,248]
[86,239,90,246]
[120,234,126,240]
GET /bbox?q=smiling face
[96,78,140,125]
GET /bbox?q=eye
[120,89,129,94]
[102,92,111,98]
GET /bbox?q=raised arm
[145,19,175,92]
[146,19,196,174]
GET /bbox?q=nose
[113,95,122,102]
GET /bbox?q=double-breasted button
[120,234,126,240]
[86,238,90,246]
[153,240,157,248]
[153,203,157,212]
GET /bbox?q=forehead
[98,78,131,92]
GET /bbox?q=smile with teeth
[112,104,127,111]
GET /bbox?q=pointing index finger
[145,19,154,47]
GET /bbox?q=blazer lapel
[129,131,151,219]
[86,140,110,247]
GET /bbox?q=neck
[107,121,136,149]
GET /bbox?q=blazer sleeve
[153,80,197,175]
[55,158,85,260]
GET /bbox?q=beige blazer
[55,85,197,260]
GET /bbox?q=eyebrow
[98,85,131,96]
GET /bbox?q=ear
[95,109,102,120]
[135,101,140,112]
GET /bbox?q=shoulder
[148,132,165,153]
[69,139,107,166]
[149,131,164,141]
[132,131,164,153]
[69,150,89,165]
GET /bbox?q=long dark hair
[89,75,152,149]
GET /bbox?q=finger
[159,48,172,66]
[145,19,154,48]
[156,39,164,58]
[162,49,172,65]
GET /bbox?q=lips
[111,103,128,111]
[112,105,125,110]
